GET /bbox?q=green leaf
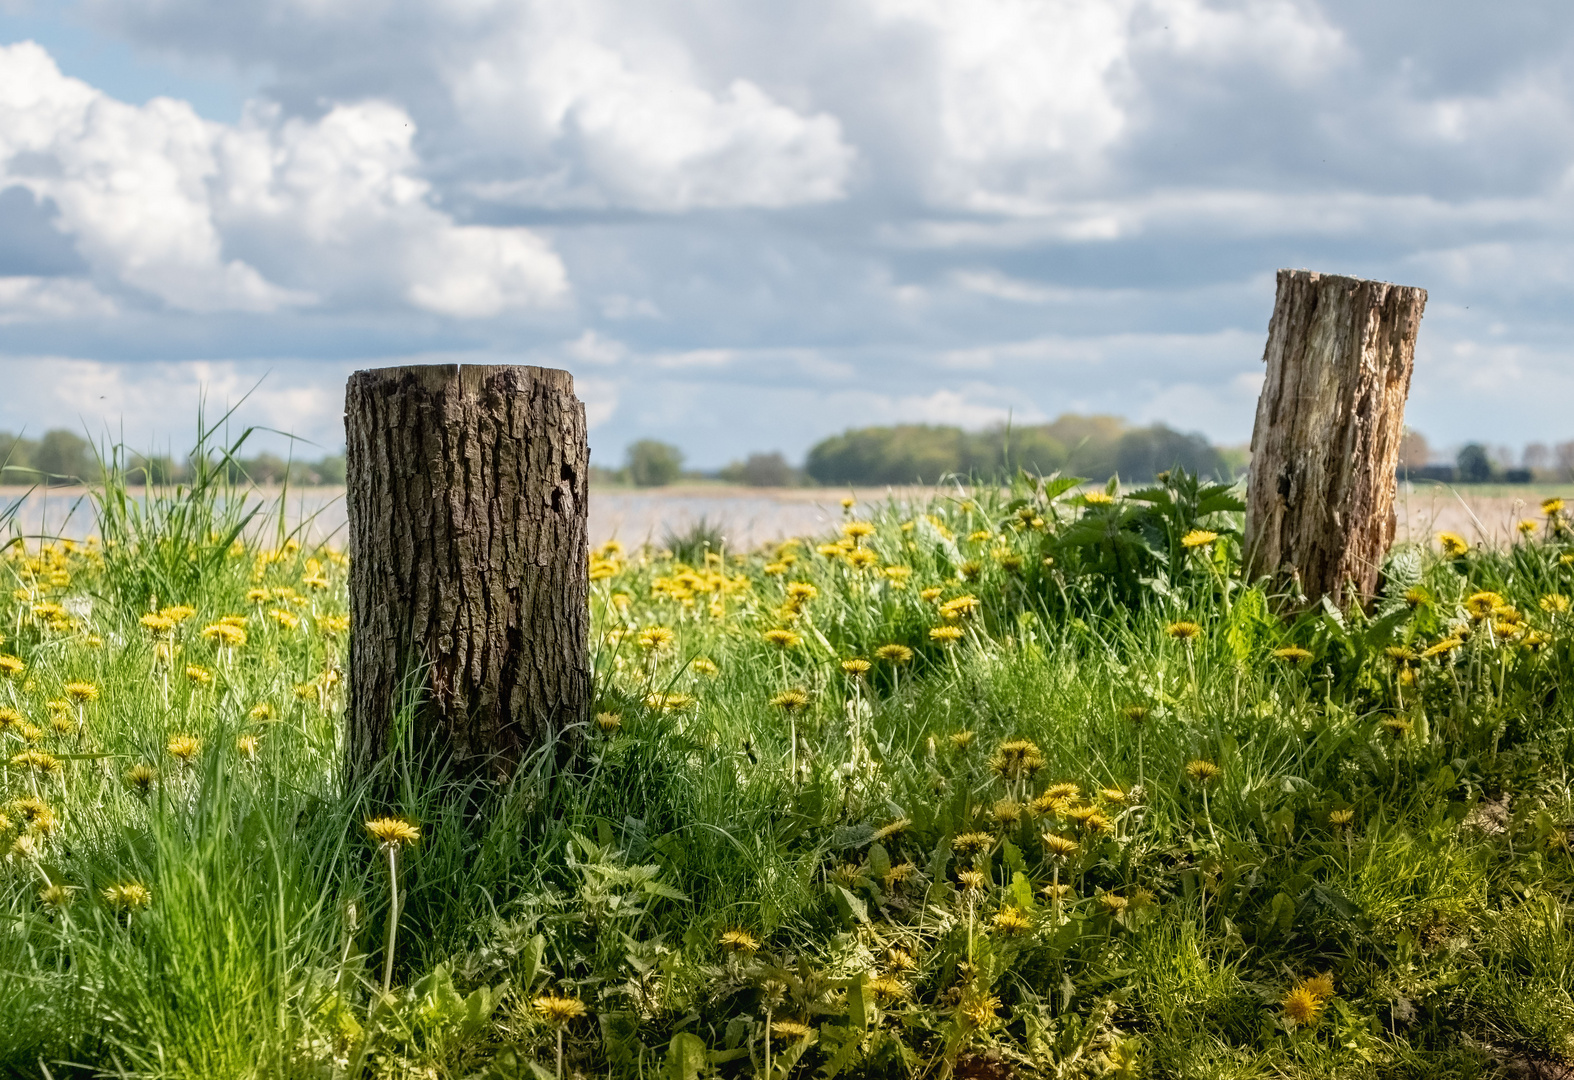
[1010,871,1036,913]
[830,885,869,925]
[665,1032,708,1080]
[847,974,871,1029]
[519,933,546,992]
[642,879,689,901]
[1261,891,1295,937]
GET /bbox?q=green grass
[2,454,1574,1078]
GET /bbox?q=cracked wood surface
[345,364,590,783]
[1245,269,1427,606]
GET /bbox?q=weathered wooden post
[1245,270,1427,606]
[344,365,590,785]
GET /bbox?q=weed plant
[2,456,1574,1079]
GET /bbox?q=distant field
[3,480,1568,550]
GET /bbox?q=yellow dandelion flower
[1281,984,1323,1027]
[166,735,202,763]
[956,869,987,892]
[1437,532,1468,558]
[939,595,981,621]
[267,609,300,631]
[139,613,176,634]
[236,734,260,760]
[885,947,916,972]
[1519,519,1538,536]
[993,799,1024,825]
[1379,716,1412,739]
[929,625,964,645]
[532,993,587,1026]
[163,605,197,623]
[719,928,760,953]
[1273,645,1313,665]
[185,665,213,685]
[769,688,810,712]
[953,831,994,855]
[63,681,98,702]
[1403,586,1430,608]
[1042,833,1080,859]
[365,817,420,847]
[1083,492,1114,506]
[1097,891,1129,915]
[841,521,876,541]
[124,763,157,794]
[1423,637,1463,659]
[919,587,943,602]
[245,588,270,603]
[875,643,913,663]
[866,975,906,1000]
[1181,529,1219,549]
[249,702,275,721]
[319,614,350,634]
[1165,621,1203,640]
[1185,759,1222,785]
[1541,594,1570,614]
[636,626,675,651]
[990,906,1032,936]
[691,657,718,676]
[841,658,872,676]
[959,992,1002,1029]
[202,622,248,647]
[39,883,71,908]
[102,882,152,911]
[771,1018,814,1039]
[1303,973,1335,1001]
[1544,498,1565,516]
[11,750,62,777]
[1328,808,1354,827]
[0,653,22,678]
[762,628,802,649]
[594,711,622,734]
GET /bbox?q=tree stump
[1245,269,1427,606]
[345,364,590,785]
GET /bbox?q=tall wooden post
[1245,270,1427,606]
[344,364,590,785]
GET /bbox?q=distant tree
[805,426,965,485]
[626,440,684,487]
[1115,425,1226,482]
[128,454,180,484]
[313,454,347,485]
[1456,443,1493,483]
[1556,441,1574,482]
[1043,414,1126,480]
[33,429,96,484]
[962,426,1066,479]
[0,431,35,478]
[1523,442,1551,475]
[720,452,797,487]
[1397,429,1431,470]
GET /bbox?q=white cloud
[0,276,117,322]
[0,42,566,316]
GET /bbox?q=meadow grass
[1,455,1573,1079]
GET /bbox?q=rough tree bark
[345,364,590,786]
[1245,269,1428,607]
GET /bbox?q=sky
[0,0,1571,469]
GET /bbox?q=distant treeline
[804,416,1241,486]
[0,429,345,487]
